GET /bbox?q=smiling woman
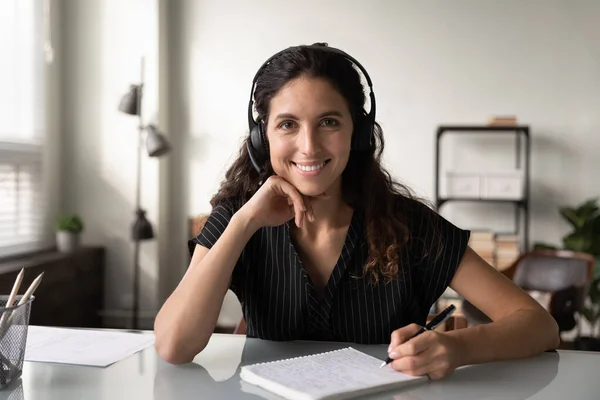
[154,43,559,378]
[266,76,352,199]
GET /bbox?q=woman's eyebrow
[273,111,344,121]
[316,110,343,118]
[273,113,299,121]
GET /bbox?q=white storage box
[445,171,481,198]
[444,170,524,200]
[481,171,524,200]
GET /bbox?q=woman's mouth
[292,160,331,175]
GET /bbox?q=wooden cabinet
[0,247,105,328]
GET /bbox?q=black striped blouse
[188,199,470,344]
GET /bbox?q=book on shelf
[487,115,518,126]
[495,234,519,243]
[495,234,520,271]
[496,257,518,270]
[469,230,496,266]
[470,230,495,241]
[468,231,521,271]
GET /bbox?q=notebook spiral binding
[245,347,354,367]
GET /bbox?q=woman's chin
[279,172,340,198]
[295,184,331,198]
[285,175,341,199]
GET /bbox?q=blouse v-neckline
[286,212,362,334]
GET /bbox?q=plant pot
[56,231,80,253]
[574,336,600,352]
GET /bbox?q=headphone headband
[248,45,376,129]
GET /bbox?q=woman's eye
[321,118,339,127]
[278,121,295,130]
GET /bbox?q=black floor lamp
[118,57,170,330]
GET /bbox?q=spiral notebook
[239,347,428,400]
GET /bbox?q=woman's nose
[298,125,320,155]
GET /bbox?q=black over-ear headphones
[246,44,377,174]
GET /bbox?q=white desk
[1,331,599,399]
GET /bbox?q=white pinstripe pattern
[189,201,470,344]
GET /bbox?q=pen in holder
[0,295,34,390]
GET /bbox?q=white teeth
[295,162,325,172]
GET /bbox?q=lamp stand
[132,232,141,330]
[132,57,145,331]
[118,55,169,331]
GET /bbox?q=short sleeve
[409,202,471,314]
[187,201,247,299]
[188,203,235,257]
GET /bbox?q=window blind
[0,156,44,256]
[0,0,47,258]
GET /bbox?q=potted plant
[534,198,600,350]
[55,214,84,253]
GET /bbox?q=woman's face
[265,76,353,197]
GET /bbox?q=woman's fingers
[267,176,320,226]
[390,332,432,358]
[389,324,422,352]
[391,353,434,377]
[389,333,457,380]
[276,181,306,227]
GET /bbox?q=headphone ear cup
[352,113,373,151]
[259,123,269,157]
[248,122,268,173]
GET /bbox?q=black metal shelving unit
[434,125,531,251]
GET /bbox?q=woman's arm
[446,246,560,366]
[154,176,312,365]
[154,211,258,365]
[388,246,560,379]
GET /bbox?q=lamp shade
[118,85,141,116]
[145,124,171,157]
[132,209,154,240]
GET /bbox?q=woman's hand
[387,324,463,380]
[239,175,315,229]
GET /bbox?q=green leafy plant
[55,214,84,234]
[534,198,600,337]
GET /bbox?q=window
[0,0,46,258]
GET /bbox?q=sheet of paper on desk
[24,326,155,367]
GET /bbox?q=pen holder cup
[0,295,34,390]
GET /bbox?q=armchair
[462,249,594,339]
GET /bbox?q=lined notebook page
[240,347,427,400]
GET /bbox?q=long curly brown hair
[211,43,442,283]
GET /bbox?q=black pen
[380,304,456,368]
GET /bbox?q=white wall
[61,0,163,328]
[163,0,600,325]
[60,0,600,330]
